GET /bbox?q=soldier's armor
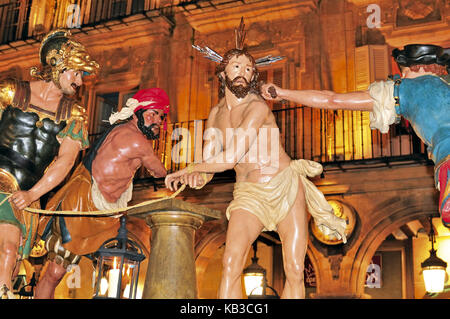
[0,78,84,190]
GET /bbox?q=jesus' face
[223,54,255,99]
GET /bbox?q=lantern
[93,216,145,299]
[243,242,279,299]
[421,217,447,293]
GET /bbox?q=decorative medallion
[311,200,357,245]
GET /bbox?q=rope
[0,184,186,217]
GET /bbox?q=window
[130,0,145,14]
[111,0,127,18]
[94,92,119,135]
[93,88,138,135]
[0,0,31,45]
[86,0,147,23]
[352,45,390,160]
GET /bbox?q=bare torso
[209,94,291,183]
[92,121,162,203]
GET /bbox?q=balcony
[0,0,258,47]
[0,0,188,46]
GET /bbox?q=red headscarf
[108,88,170,127]
[132,88,170,114]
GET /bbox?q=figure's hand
[165,168,188,191]
[9,190,36,210]
[165,169,206,191]
[261,83,283,101]
[184,172,205,189]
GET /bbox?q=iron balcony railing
[0,0,184,45]
[0,0,231,46]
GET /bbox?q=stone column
[127,198,221,299]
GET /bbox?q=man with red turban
[34,88,168,298]
[109,87,170,134]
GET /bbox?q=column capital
[145,211,204,229]
[127,198,222,222]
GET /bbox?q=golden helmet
[31,29,99,87]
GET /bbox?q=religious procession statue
[165,19,347,299]
[0,29,99,298]
[34,88,169,298]
[261,44,450,228]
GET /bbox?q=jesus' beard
[225,74,252,99]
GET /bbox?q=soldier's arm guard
[57,102,90,150]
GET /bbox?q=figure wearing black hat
[262,44,450,228]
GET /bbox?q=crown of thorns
[192,17,284,67]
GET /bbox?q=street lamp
[421,217,447,294]
[93,216,145,299]
[243,242,279,299]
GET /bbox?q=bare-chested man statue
[165,40,346,298]
[35,88,168,298]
